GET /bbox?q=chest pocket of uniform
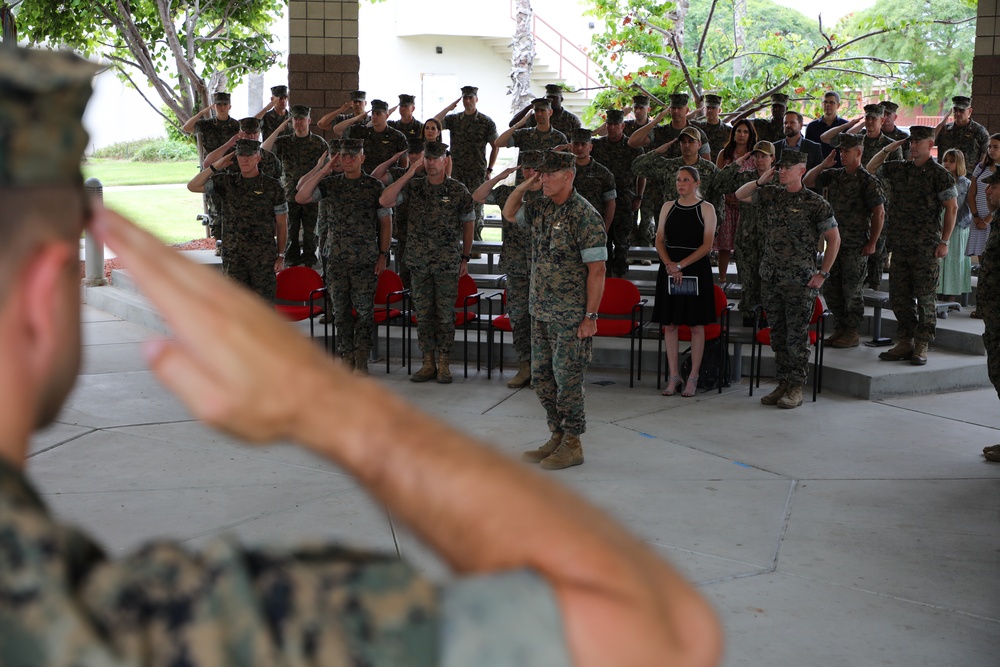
[547,222,576,260]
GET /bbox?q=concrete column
[974,0,1000,132]
[288,0,361,140]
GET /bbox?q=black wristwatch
[461,254,472,261]
[817,270,830,279]
[209,165,218,173]
[380,250,391,259]
[585,312,599,321]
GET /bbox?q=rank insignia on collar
[441,197,451,202]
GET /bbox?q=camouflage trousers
[978,244,1000,398]
[506,270,532,363]
[634,196,659,247]
[532,318,593,436]
[823,247,868,331]
[205,192,223,240]
[607,202,634,278]
[327,264,377,357]
[394,219,411,289]
[888,251,939,342]
[735,217,765,318]
[285,200,318,266]
[223,255,276,303]
[410,266,459,355]
[454,169,486,241]
[761,281,818,385]
[865,235,888,290]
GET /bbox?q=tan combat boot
[910,340,928,365]
[354,348,370,375]
[760,381,789,406]
[507,361,532,389]
[436,351,453,384]
[410,352,437,382]
[540,434,585,470]
[878,338,913,361]
[831,329,860,348]
[825,329,846,346]
[522,432,562,463]
[777,383,804,409]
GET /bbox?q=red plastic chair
[748,296,830,402]
[595,278,647,388]
[409,273,482,377]
[274,266,327,344]
[485,285,511,379]
[656,284,733,393]
[350,269,410,373]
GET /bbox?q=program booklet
[668,275,699,296]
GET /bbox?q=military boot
[540,434,585,470]
[831,329,859,348]
[878,338,913,361]
[410,352,437,382]
[777,383,804,409]
[910,340,928,365]
[825,329,846,346]
[507,361,532,389]
[760,381,789,406]
[340,351,355,370]
[522,432,562,463]
[354,348,370,375]
[436,351,453,384]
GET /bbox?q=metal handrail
[509,0,600,95]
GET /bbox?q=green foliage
[92,139,197,163]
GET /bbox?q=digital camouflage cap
[534,150,576,173]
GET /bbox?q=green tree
[15,0,283,132]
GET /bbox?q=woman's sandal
[682,375,699,397]
[662,375,683,396]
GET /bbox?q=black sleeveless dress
[652,199,717,326]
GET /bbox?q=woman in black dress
[653,166,718,396]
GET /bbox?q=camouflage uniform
[845,129,900,290]
[592,135,644,275]
[750,117,784,144]
[388,164,414,287]
[506,127,568,184]
[397,176,475,355]
[312,173,389,360]
[389,118,424,141]
[485,185,542,365]
[520,191,608,436]
[192,115,240,239]
[622,118,652,138]
[715,161,768,317]
[524,107,582,136]
[261,109,293,140]
[205,170,287,301]
[882,126,911,160]
[345,124,409,175]
[225,148,283,181]
[752,185,838,385]
[813,167,886,331]
[272,132,329,266]
[981,210,1000,397]
[876,159,957,343]
[443,110,499,240]
[936,119,989,168]
[631,153,722,224]
[693,120,732,163]
[573,158,619,276]
[651,124,712,160]
[857,130,902,167]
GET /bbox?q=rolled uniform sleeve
[938,186,958,203]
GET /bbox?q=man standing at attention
[743,92,788,144]
[735,151,840,409]
[188,139,287,302]
[566,128,618,272]
[380,141,475,384]
[495,97,568,182]
[262,104,329,268]
[772,110,823,171]
[936,95,990,168]
[434,86,499,244]
[627,93,712,160]
[692,93,732,164]
[317,89,369,129]
[509,83,583,137]
[805,91,848,166]
[334,98,408,174]
[592,109,645,274]
[803,133,886,348]
[389,93,423,141]
[297,139,392,373]
[977,172,1000,462]
[880,101,910,160]
[256,84,293,140]
[182,91,239,249]
[867,126,957,366]
[503,151,608,470]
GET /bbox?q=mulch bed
[80,237,216,282]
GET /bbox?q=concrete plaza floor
[27,304,1000,665]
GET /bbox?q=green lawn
[83,159,200,186]
[103,188,207,245]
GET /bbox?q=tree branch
[813,66,900,79]
[696,0,719,69]
[669,34,701,103]
[708,50,786,72]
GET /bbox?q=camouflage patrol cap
[879,101,899,113]
[531,97,552,111]
[771,93,789,106]
[678,126,701,142]
[520,150,545,169]
[908,125,935,141]
[981,169,1000,185]
[535,150,576,173]
[570,128,593,143]
[751,141,775,156]
[290,104,311,119]
[371,99,389,112]
[339,138,364,155]
[704,94,723,108]
[952,96,972,109]
[544,83,565,99]
[239,117,261,133]
[328,138,343,153]
[0,45,100,187]
[270,85,288,97]
[398,93,416,105]
[424,140,449,158]
[234,139,261,156]
[863,104,884,118]
[212,92,231,104]
[350,90,366,101]
[669,93,689,108]
[632,95,650,107]
[407,137,426,154]
[777,150,808,167]
[606,109,625,124]
[837,133,864,149]
[460,86,478,97]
